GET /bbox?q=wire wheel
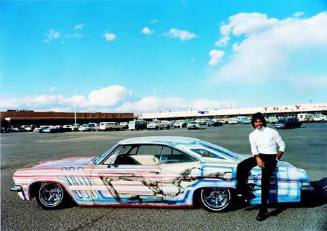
[200,188,231,212]
[37,183,64,209]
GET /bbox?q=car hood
[32,156,95,168]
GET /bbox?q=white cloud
[0,85,132,112]
[215,36,230,47]
[141,26,154,35]
[0,85,233,113]
[215,12,278,47]
[103,32,117,42]
[165,28,198,41]
[44,26,84,43]
[211,12,327,87]
[208,49,225,65]
[118,97,234,113]
[88,85,132,107]
[44,29,60,43]
[74,24,84,30]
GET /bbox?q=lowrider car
[11,136,312,211]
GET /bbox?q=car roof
[118,136,200,145]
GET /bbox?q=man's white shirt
[249,127,285,156]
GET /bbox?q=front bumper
[10,185,26,200]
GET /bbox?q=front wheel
[199,188,231,212]
[36,183,65,210]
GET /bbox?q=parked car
[40,126,58,133]
[266,116,278,124]
[160,120,172,129]
[72,124,80,131]
[10,136,312,212]
[21,125,36,132]
[62,125,74,132]
[311,113,327,122]
[195,119,207,126]
[297,113,312,123]
[227,117,238,124]
[207,120,223,127]
[147,121,169,130]
[173,120,187,128]
[99,122,123,131]
[128,120,147,130]
[187,121,205,129]
[78,123,97,132]
[275,117,302,129]
[33,125,50,133]
[120,122,129,130]
[10,127,22,132]
[237,116,251,124]
[217,118,228,124]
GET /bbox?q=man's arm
[274,130,285,160]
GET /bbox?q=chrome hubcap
[39,183,63,207]
[202,188,229,210]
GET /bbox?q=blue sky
[1,0,327,113]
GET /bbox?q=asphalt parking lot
[1,124,326,231]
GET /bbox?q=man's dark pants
[236,154,277,210]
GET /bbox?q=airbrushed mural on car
[11,136,312,212]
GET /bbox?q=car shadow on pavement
[244,177,327,216]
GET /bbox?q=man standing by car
[236,112,285,221]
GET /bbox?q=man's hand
[255,155,265,168]
[276,151,284,161]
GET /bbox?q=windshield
[92,144,118,165]
[199,141,243,161]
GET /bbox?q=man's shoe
[243,191,255,203]
[256,209,268,221]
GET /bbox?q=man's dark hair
[251,112,267,128]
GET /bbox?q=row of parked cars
[6,122,129,133]
[3,115,305,133]
[146,119,224,130]
[6,119,223,133]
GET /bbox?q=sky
[1,0,327,113]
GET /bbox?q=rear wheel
[36,183,65,210]
[199,188,231,212]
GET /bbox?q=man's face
[254,118,263,130]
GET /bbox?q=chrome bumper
[10,185,22,192]
[10,185,26,200]
[301,182,314,191]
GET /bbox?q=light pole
[71,90,79,125]
[74,101,77,125]
[153,84,163,112]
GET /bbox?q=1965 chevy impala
[11,136,312,212]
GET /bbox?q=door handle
[149,171,160,174]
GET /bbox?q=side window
[137,145,162,157]
[120,145,134,155]
[160,146,172,163]
[114,145,161,166]
[160,147,196,164]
